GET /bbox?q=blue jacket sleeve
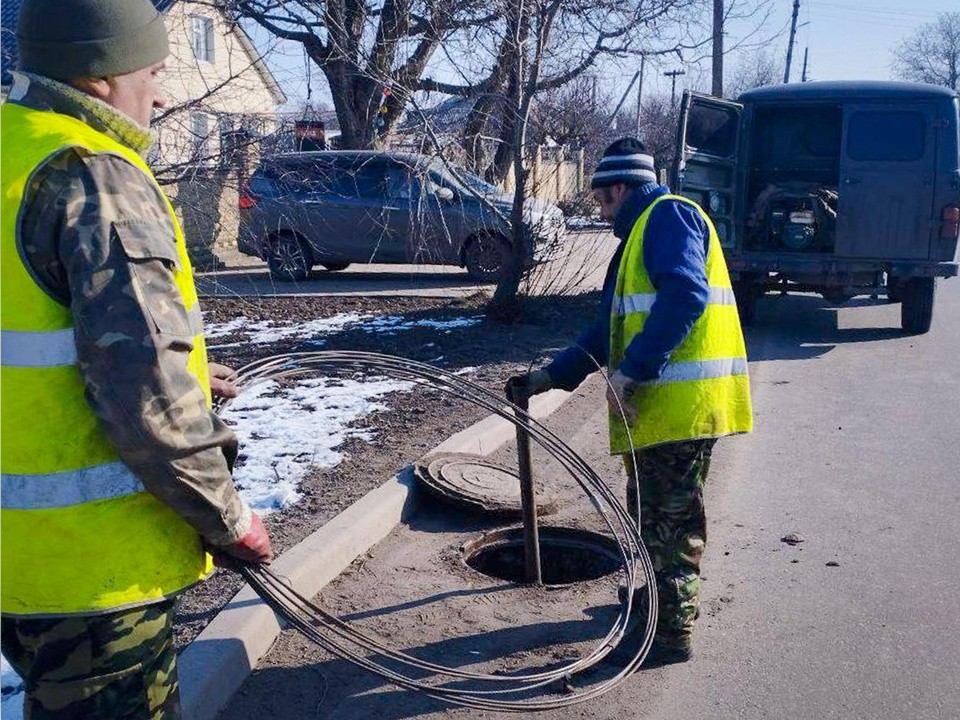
[544,320,609,391]
[618,200,710,382]
[543,245,624,391]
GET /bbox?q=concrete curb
[178,387,571,720]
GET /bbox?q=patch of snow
[205,312,371,345]
[453,366,479,375]
[221,376,414,514]
[203,315,250,339]
[204,312,482,347]
[1,656,24,720]
[362,316,483,334]
[566,215,607,230]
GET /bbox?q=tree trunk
[488,0,532,319]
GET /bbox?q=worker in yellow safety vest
[1,0,273,717]
[508,138,753,666]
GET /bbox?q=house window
[190,16,215,62]
[191,111,212,159]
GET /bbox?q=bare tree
[424,0,715,185]
[724,48,783,98]
[530,76,612,148]
[228,0,497,148]
[893,11,960,91]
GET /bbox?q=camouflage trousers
[625,438,716,650]
[1,600,180,720]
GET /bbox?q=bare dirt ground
[175,292,600,649]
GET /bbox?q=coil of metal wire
[218,351,657,711]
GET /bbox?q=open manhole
[461,526,623,586]
[415,453,558,518]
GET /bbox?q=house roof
[2,0,286,105]
[399,96,479,135]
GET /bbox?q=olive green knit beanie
[16,0,169,80]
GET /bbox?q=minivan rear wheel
[321,262,350,272]
[901,277,935,334]
[463,235,508,281]
[267,232,312,282]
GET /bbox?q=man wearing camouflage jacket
[0,0,272,717]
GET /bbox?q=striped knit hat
[591,138,657,189]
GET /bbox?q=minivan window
[384,169,415,200]
[847,111,926,161]
[271,163,345,196]
[686,103,738,158]
[352,165,388,199]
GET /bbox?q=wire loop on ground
[220,351,658,711]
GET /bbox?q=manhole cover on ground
[461,526,623,586]
[415,453,558,517]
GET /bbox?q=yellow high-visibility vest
[608,194,753,452]
[1,101,214,617]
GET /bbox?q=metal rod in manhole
[506,380,542,584]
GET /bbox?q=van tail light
[238,182,257,209]
[941,204,960,239]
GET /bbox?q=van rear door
[835,104,937,259]
[674,91,743,251]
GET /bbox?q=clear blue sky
[251,0,958,113]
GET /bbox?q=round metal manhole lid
[415,453,558,517]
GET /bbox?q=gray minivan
[674,81,960,333]
[237,151,565,281]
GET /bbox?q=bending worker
[1,0,273,717]
[510,138,753,666]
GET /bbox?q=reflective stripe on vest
[607,194,753,452]
[0,307,204,368]
[0,328,77,367]
[616,286,738,315]
[1,101,214,617]
[641,357,749,386]
[2,461,144,509]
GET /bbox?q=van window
[847,111,926,162]
[686,104,738,158]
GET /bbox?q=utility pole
[784,0,801,84]
[801,46,810,82]
[665,69,686,106]
[608,69,641,130]
[712,0,724,97]
[635,55,646,136]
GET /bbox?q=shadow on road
[197,265,488,299]
[744,294,905,362]
[218,605,618,720]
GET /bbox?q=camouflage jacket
[8,72,251,548]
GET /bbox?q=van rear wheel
[733,275,759,326]
[901,277,935,334]
[267,233,312,282]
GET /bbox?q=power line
[806,2,939,20]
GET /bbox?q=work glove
[606,370,639,424]
[218,512,274,566]
[505,369,552,402]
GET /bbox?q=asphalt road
[642,279,960,720]
[195,230,617,299]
